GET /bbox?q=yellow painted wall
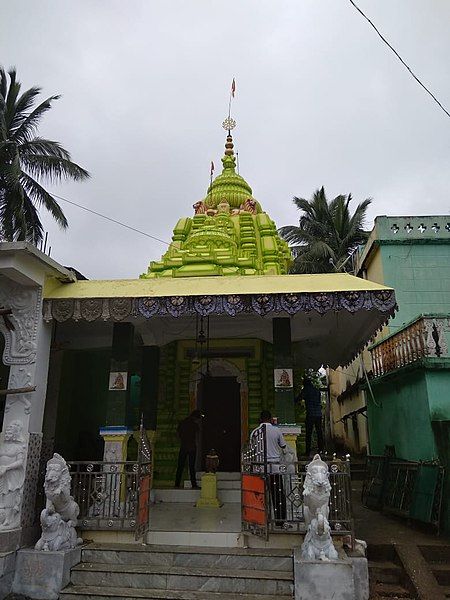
[329,245,385,453]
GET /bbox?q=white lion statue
[303,454,332,527]
[301,514,339,561]
[44,453,79,522]
[35,453,82,551]
[301,454,337,561]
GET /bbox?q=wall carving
[5,367,33,415]
[0,281,40,366]
[44,290,397,323]
[424,318,448,358]
[0,420,27,531]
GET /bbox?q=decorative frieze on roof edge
[43,289,396,323]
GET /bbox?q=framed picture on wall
[274,368,293,389]
[109,371,128,391]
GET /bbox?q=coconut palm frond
[279,187,371,274]
[0,66,90,243]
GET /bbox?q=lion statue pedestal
[293,455,369,600]
[12,453,83,599]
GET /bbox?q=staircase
[413,545,450,599]
[148,472,242,547]
[60,543,294,600]
[367,544,415,599]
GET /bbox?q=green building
[337,215,450,532]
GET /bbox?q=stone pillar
[272,317,296,425]
[278,425,303,462]
[100,322,134,462]
[140,346,160,431]
[0,281,52,549]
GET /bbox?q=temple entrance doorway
[199,375,241,472]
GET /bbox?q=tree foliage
[279,187,371,274]
[0,67,89,243]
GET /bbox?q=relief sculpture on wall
[0,420,26,530]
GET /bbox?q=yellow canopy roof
[45,272,392,299]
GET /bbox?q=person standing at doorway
[250,410,287,525]
[175,409,203,489]
[301,376,324,456]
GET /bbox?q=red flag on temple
[231,78,236,98]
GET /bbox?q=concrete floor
[149,502,241,533]
[352,481,448,546]
[148,480,449,548]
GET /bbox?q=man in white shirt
[250,411,287,525]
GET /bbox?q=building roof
[356,215,450,274]
[44,272,391,299]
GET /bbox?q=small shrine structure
[0,122,396,559]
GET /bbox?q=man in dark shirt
[301,377,324,456]
[174,409,202,489]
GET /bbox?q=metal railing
[370,315,449,378]
[242,426,354,539]
[362,455,444,530]
[242,458,353,537]
[68,461,139,530]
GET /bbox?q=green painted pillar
[140,346,160,430]
[272,317,295,425]
[105,322,134,427]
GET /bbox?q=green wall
[367,369,438,461]
[54,348,110,460]
[380,243,450,329]
[425,367,450,421]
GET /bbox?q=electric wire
[348,0,450,120]
[51,193,171,246]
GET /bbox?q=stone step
[367,544,398,563]
[82,544,293,572]
[154,488,240,503]
[431,563,450,586]
[146,530,241,548]
[70,563,293,595]
[60,585,292,600]
[419,544,450,564]
[372,582,414,598]
[368,561,404,585]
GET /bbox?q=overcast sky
[1,1,450,279]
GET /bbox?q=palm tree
[279,187,371,274]
[0,67,89,244]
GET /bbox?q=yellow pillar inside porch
[101,432,131,503]
[284,433,298,455]
[196,473,223,508]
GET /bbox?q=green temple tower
[141,132,292,278]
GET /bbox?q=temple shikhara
[0,119,412,598]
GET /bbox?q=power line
[52,193,171,246]
[348,0,450,120]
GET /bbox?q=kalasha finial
[222,116,236,132]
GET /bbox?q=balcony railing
[370,315,449,378]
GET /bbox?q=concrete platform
[154,488,240,503]
[147,502,242,547]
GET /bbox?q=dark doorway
[199,375,241,472]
